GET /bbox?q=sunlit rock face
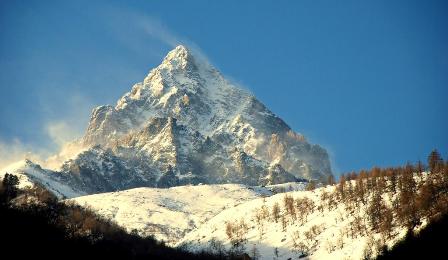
[11,45,332,195]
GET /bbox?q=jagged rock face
[59,146,156,194]
[71,45,332,192]
[15,45,331,195]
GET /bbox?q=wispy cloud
[136,15,181,48]
[45,121,80,147]
[97,7,183,59]
[1,92,93,170]
[98,6,213,63]
[38,93,93,169]
[41,93,92,147]
[0,138,47,170]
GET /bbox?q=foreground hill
[70,184,273,244]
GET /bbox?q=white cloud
[42,120,88,170]
[1,92,93,170]
[45,121,80,147]
[0,122,86,171]
[42,92,92,145]
[0,139,47,170]
[39,93,93,169]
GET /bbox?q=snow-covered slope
[66,179,416,259]
[70,184,272,245]
[177,184,415,260]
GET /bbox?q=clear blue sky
[0,0,447,174]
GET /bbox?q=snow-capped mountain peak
[4,45,332,196]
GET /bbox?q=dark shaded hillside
[0,175,221,260]
[376,213,448,259]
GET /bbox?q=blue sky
[0,0,447,174]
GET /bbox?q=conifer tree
[428,149,443,173]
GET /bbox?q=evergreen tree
[337,174,346,200]
[326,174,336,186]
[1,173,20,203]
[428,149,443,173]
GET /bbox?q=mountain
[2,45,332,195]
[70,183,275,245]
